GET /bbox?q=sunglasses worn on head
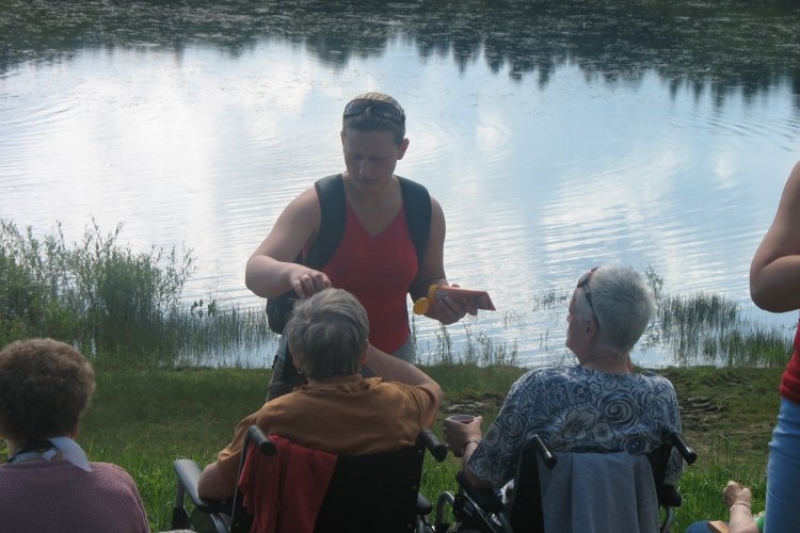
[576,266,600,326]
[343,98,406,127]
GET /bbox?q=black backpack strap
[398,176,432,267]
[305,174,346,269]
[265,174,344,334]
[306,174,430,269]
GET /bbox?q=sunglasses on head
[343,98,406,127]
[576,266,600,325]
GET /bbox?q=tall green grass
[1,219,793,368]
[655,291,791,367]
[0,219,273,366]
[677,434,767,530]
[416,322,520,367]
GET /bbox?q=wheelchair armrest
[668,432,698,465]
[455,470,504,513]
[420,428,449,462]
[173,458,225,515]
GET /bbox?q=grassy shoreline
[1,219,788,530]
[0,363,774,532]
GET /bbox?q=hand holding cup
[443,414,483,458]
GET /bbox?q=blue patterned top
[467,365,683,488]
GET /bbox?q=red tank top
[780,316,800,405]
[322,203,418,353]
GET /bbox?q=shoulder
[396,176,435,210]
[396,176,429,194]
[515,366,577,387]
[296,185,324,210]
[371,378,429,399]
[275,185,322,223]
[90,462,138,484]
[83,463,146,502]
[314,174,345,199]
[501,367,566,407]
[638,370,677,390]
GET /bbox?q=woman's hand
[722,481,760,533]
[289,268,331,298]
[443,415,483,457]
[723,480,753,510]
[427,284,479,325]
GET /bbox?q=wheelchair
[171,425,448,533]
[434,431,698,533]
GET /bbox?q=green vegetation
[1,221,791,370]
[0,364,779,532]
[0,222,791,531]
[0,220,272,366]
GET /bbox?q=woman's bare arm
[365,344,442,424]
[750,161,800,312]
[245,188,330,298]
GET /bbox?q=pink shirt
[0,460,150,533]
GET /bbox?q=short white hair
[579,265,656,353]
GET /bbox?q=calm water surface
[2,0,800,367]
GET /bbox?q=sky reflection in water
[2,1,800,367]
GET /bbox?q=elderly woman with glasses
[246,91,476,400]
[444,265,683,491]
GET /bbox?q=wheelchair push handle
[669,431,697,465]
[421,428,449,462]
[529,434,558,469]
[246,425,277,456]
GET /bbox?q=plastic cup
[446,414,476,424]
[445,414,477,457]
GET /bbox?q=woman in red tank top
[245,92,477,399]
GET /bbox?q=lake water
[2,0,800,368]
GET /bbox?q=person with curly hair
[0,338,150,533]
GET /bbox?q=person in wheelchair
[197,287,443,501]
[0,338,150,533]
[444,265,683,492]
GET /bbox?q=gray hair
[576,265,657,354]
[342,92,406,144]
[285,288,369,380]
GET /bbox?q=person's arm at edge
[197,414,258,500]
[245,188,330,298]
[750,161,800,312]
[723,481,760,533]
[442,415,492,489]
[365,344,442,422]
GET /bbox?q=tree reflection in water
[2,0,800,107]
